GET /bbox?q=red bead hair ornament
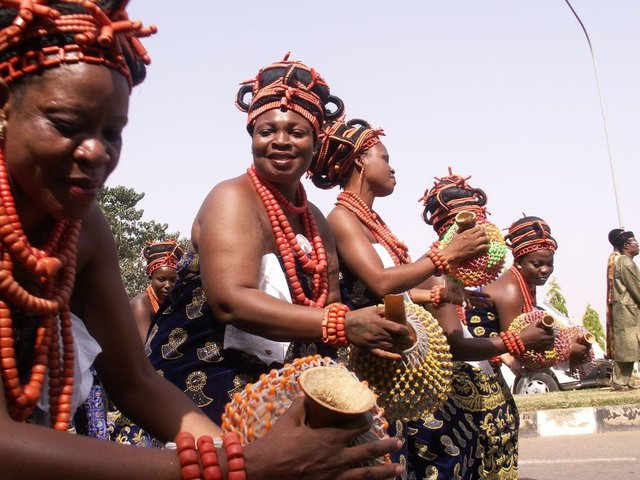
[236,53,344,137]
[0,0,157,89]
[420,169,506,288]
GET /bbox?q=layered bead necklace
[146,284,160,314]
[509,265,535,313]
[0,148,80,431]
[247,165,328,308]
[336,191,410,266]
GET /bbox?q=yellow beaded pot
[348,302,454,421]
[220,355,390,465]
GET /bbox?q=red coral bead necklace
[247,165,328,308]
[0,147,79,430]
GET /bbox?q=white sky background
[111,1,640,327]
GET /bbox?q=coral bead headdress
[0,0,156,89]
[505,216,558,259]
[143,240,184,277]
[236,52,344,136]
[310,118,385,190]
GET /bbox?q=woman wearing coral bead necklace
[416,179,545,479]
[0,3,403,479]
[130,240,184,343]
[146,57,413,431]
[310,118,490,309]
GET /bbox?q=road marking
[520,458,637,465]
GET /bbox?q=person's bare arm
[129,293,151,344]
[328,206,440,296]
[197,177,410,352]
[431,303,506,361]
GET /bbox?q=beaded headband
[419,167,488,236]
[505,216,557,259]
[0,0,156,88]
[143,240,184,277]
[310,118,385,190]
[235,53,344,136]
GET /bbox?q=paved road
[519,430,640,479]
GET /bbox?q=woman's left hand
[569,336,591,362]
[442,284,492,309]
[345,306,414,360]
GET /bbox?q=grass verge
[514,386,640,412]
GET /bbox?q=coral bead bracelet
[426,242,450,276]
[176,431,245,480]
[321,302,350,346]
[429,285,445,308]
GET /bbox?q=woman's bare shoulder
[482,269,519,300]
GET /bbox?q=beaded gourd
[220,355,390,465]
[566,325,596,379]
[438,215,507,288]
[348,302,453,421]
[507,311,572,370]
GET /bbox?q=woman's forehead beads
[0,0,157,88]
[235,52,344,136]
[310,118,385,190]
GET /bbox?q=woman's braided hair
[309,118,384,190]
[420,168,488,236]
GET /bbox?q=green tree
[98,186,185,298]
[582,304,606,350]
[545,277,569,317]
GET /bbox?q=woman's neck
[343,187,374,209]
[13,192,53,246]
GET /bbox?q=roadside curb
[519,402,640,437]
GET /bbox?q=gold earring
[358,165,366,193]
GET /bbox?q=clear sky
[111,1,640,327]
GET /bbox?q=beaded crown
[505,216,557,259]
[236,53,344,136]
[0,0,156,88]
[143,240,184,276]
[420,167,488,236]
[310,118,385,190]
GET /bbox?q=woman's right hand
[345,306,413,360]
[245,397,404,480]
[518,321,555,352]
[440,224,489,265]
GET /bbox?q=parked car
[503,302,612,395]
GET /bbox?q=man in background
[607,229,640,389]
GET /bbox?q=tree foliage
[545,277,569,317]
[98,185,185,298]
[582,304,606,350]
